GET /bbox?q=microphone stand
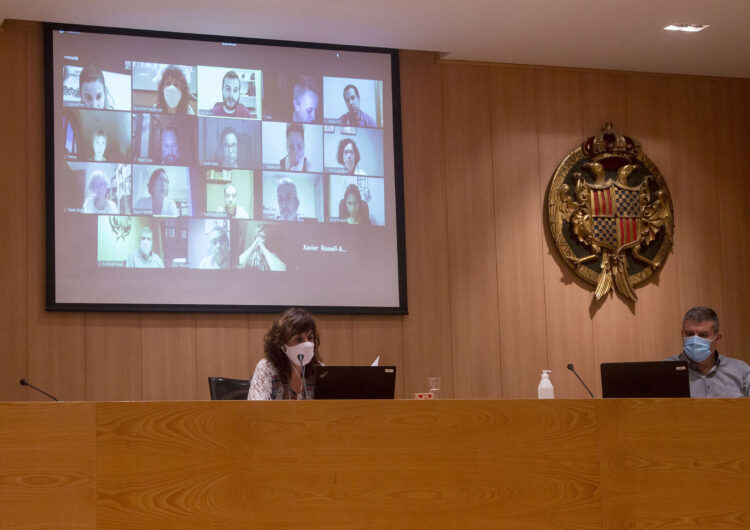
[298,354,309,400]
[19,378,59,401]
[566,364,594,398]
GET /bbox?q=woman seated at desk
[248,308,323,400]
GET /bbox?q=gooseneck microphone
[297,354,309,400]
[19,378,59,401]
[566,364,594,398]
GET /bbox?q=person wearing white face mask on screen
[125,226,164,268]
[248,308,323,400]
[664,306,750,397]
[154,66,195,115]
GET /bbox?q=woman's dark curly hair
[336,138,360,170]
[264,307,322,383]
[155,65,191,113]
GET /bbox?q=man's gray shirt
[665,352,750,397]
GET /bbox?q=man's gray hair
[682,306,719,333]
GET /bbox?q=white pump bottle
[537,370,554,399]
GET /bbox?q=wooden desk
[1,399,748,528]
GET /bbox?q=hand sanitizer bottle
[538,370,554,399]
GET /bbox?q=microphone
[297,354,309,400]
[19,378,59,401]
[566,364,594,398]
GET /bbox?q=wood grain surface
[597,398,750,528]
[0,402,96,529]
[5,400,749,528]
[96,400,600,528]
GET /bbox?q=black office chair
[208,377,251,400]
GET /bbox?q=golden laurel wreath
[547,123,674,301]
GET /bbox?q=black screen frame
[43,22,407,315]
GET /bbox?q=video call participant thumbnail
[220,127,240,168]
[64,109,132,163]
[97,216,163,267]
[132,114,195,165]
[324,126,384,176]
[339,184,371,225]
[217,183,250,219]
[91,129,108,162]
[160,127,183,165]
[281,123,310,172]
[67,63,132,111]
[126,225,165,268]
[82,170,119,214]
[187,220,231,269]
[262,173,324,222]
[198,118,261,169]
[237,223,287,271]
[200,225,231,269]
[154,65,196,115]
[212,70,253,118]
[323,77,382,128]
[340,84,376,128]
[133,168,179,216]
[78,64,113,110]
[261,121,323,173]
[329,174,385,226]
[292,76,320,123]
[338,139,365,175]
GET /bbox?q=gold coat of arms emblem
[547,123,674,301]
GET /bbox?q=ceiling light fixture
[664,24,709,32]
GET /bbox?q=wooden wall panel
[398,51,454,397]
[714,79,750,362]
[196,314,252,399]
[352,315,405,397]
[626,75,683,359]
[85,314,143,401]
[443,64,503,398]
[315,315,353,365]
[141,315,197,400]
[247,313,274,377]
[0,24,30,401]
[669,78,726,317]
[23,22,88,402]
[535,70,598,398]
[489,67,548,398]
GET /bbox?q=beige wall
[2,21,749,402]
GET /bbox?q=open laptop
[314,366,396,399]
[600,361,690,398]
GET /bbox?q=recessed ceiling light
[664,24,709,32]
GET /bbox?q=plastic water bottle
[537,370,554,399]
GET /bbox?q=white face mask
[283,342,314,366]
[140,238,152,256]
[163,85,182,109]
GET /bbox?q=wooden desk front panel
[96,400,600,529]
[597,398,750,528]
[0,402,96,530]
[3,399,750,528]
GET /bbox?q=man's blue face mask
[683,335,713,363]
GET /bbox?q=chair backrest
[208,377,251,400]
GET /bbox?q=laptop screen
[600,361,690,398]
[314,366,396,399]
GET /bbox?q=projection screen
[45,23,406,314]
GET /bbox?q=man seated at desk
[665,306,750,397]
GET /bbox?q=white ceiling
[3,0,749,78]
